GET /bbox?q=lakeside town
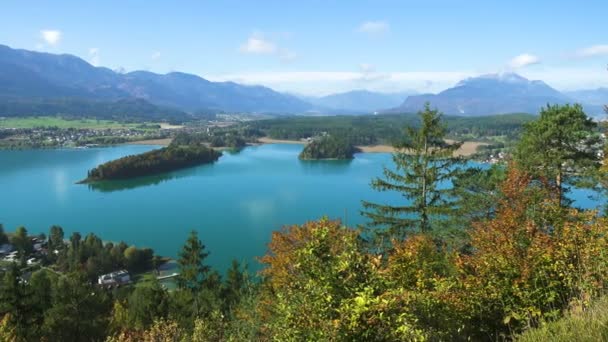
[0,225,180,290]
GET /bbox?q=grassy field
[517,296,608,341]
[0,116,155,129]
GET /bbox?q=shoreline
[10,136,485,157]
[255,137,487,157]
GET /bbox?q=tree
[221,260,247,314]
[257,218,413,340]
[27,270,55,339]
[0,224,8,245]
[123,246,153,273]
[515,103,600,205]
[176,230,210,292]
[451,164,506,228]
[456,165,608,338]
[68,232,82,270]
[362,103,463,240]
[124,280,169,330]
[11,226,32,263]
[43,272,112,342]
[0,264,31,341]
[48,225,66,265]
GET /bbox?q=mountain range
[0,43,606,119]
[392,73,605,116]
[0,44,311,115]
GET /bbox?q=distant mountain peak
[456,72,530,87]
[392,72,571,116]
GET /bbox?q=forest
[298,135,359,160]
[83,139,222,182]
[0,97,191,123]
[248,112,536,146]
[1,103,607,341]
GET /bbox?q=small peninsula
[80,142,221,183]
[299,136,360,160]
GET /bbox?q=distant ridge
[390,72,573,116]
[0,44,312,115]
[0,44,605,119]
[309,90,416,113]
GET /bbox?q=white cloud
[88,48,100,66]
[357,63,388,82]
[576,45,608,58]
[239,34,277,54]
[239,32,297,63]
[206,66,608,96]
[40,30,61,46]
[357,21,389,36]
[151,51,161,60]
[508,53,540,69]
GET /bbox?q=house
[98,270,131,286]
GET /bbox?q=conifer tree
[176,230,210,292]
[362,103,463,239]
[0,224,7,245]
[515,103,600,205]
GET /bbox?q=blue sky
[1,0,607,95]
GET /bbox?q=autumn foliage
[255,166,608,341]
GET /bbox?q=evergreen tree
[176,230,210,292]
[0,224,8,245]
[125,280,169,329]
[48,225,66,265]
[361,103,463,239]
[221,260,247,314]
[0,264,32,341]
[11,226,32,264]
[515,103,600,205]
[451,164,506,227]
[42,272,112,342]
[27,270,54,339]
[68,232,82,270]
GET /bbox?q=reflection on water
[299,159,353,174]
[86,167,199,193]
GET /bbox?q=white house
[98,270,131,286]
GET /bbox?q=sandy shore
[257,137,306,145]
[125,138,172,146]
[357,141,486,156]
[259,137,486,157]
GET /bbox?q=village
[0,226,178,290]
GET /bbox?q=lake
[0,144,603,272]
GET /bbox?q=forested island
[298,135,359,160]
[80,141,222,182]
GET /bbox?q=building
[98,270,131,286]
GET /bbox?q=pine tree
[176,230,210,292]
[362,103,463,240]
[515,103,600,205]
[0,224,7,245]
[221,260,247,313]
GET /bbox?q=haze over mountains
[0,44,311,116]
[0,43,605,119]
[307,90,415,113]
[392,72,605,116]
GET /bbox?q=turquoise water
[0,144,603,272]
